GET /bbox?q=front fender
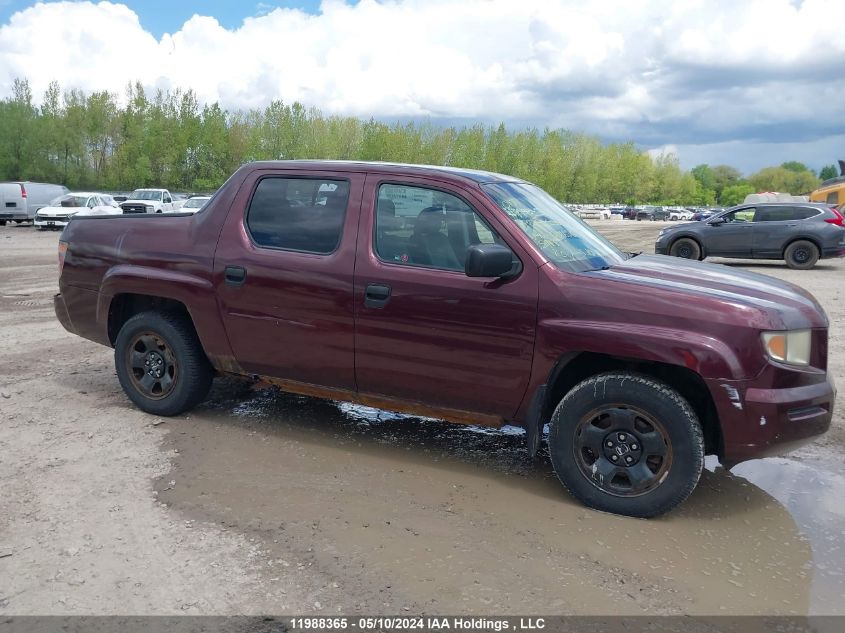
[535,319,745,380]
[513,319,751,424]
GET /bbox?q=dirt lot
[1,220,843,616]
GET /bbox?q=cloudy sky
[1,0,843,173]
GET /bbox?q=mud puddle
[155,380,841,614]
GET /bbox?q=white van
[0,182,69,225]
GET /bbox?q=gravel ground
[0,220,842,615]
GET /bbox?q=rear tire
[548,373,704,518]
[114,311,213,416]
[784,240,819,270]
[669,237,701,260]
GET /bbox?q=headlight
[761,330,811,366]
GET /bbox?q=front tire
[114,311,213,416]
[669,237,701,260]
[548,373,704,518]
[784,240,819,270]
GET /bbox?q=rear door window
[246,177,349,254]
[754,206,819,222]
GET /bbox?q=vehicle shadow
[710,259,838,270]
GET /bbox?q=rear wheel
[114,311,213,416]
[784,240,819,270]
[669,237,701,260]
[548,373,704,518]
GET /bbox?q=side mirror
[465,243,515,278]
[707,217,725,226]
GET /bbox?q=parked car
[623,206,638,220]
[575,207,611,220]
[656,203,845,269]
[636,206,669,221]
[0,181,69,225]
[34,193,119,230]
[119,188,176,214]
[171,193,190,210]
[180,196,211,212]
[99,194,122,208]
[668,208,693,221]
[55,161,834,518]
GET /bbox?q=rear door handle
[364,283,391,308]
[224,265,247,286]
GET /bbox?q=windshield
[481,182,626,272]
[51,195,89,208]
[183,198,208,208]
[130,190,163,201]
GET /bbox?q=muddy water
[731,457,845,614]
[155,381,841,615]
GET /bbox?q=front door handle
[364,283,391,308]
[224,265,247,286]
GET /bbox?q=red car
[54,161,835,517]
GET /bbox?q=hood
[579,254,828,331]
[37,205,82,217]
[75,207,120,216]
[122,199,156,206]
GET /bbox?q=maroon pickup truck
[54,161,835,517]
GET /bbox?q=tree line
[0,78,829,206]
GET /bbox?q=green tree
[819,164,838,180]
[749,166,819,195]
[691,164,715,190]
[0,76,768,205]
[0,78,37,179]
[781,161,810,173]
[711,165,741,203]
[720,183,756,206]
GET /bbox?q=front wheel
[114,311,213,416]
[669,237,701,260]
[784,240,819,270]
[548,373,704,518]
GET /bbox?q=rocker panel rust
[243,374,505,428]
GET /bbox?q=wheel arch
[107,293,193,346]
[97,265,237,372]
[542,352,722,457]
[782,235,822,258]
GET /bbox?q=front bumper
[35,217,70,228]
[709,369,835,467]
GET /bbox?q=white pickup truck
[119,188,176,214]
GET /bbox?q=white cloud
[1,0,844,170]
